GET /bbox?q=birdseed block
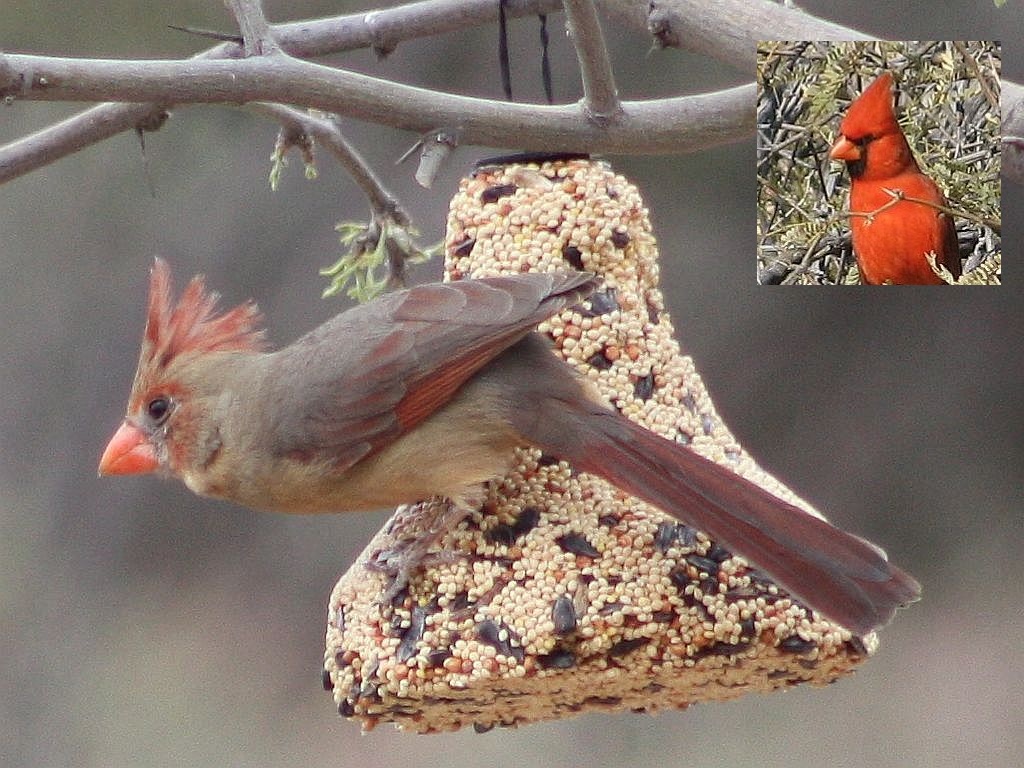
[323,156,876,733]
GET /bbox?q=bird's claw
[365,499,474,608]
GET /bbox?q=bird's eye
[146,397,172,424]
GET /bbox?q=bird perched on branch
[830,71,961,284]
[99,260,920,635]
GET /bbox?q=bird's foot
[366,498,473,607]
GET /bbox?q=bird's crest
[140,258,266,373]
[840,71,900,140]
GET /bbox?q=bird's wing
[266,272,597,471]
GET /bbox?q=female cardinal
[830,71,961,284]
[99,260,920,635]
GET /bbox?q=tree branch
[0,52,752,156]
[0,0,563,184]
[253,103,405,222]
[0,101,167,183]
[562,0,621,120]
[265,0,563,59]
[1002,81,1024,185]
[614,0,871,71]
[229,2,416,254]
[2,0,1017,187]
[605,0,1019,185]
[226,0,281,57]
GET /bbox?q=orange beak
[829,135,861,162]
[98,422,158,476]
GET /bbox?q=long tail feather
[528,399,921,636]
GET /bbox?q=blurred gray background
[1,2,1021,767]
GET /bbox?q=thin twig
[167,25,243,44]
[953,40,999,110]
[844,188,1001,234]
[253,103,406,223]
[562,0,620,120]
[779,227,828,285]
[226,0,281,56]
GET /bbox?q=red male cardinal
[99,260,920,635]
[830,71,961,284]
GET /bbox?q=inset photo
[757,41,1001,285]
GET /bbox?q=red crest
[140,258,266,374]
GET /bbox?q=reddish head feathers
[140,258,266,374]
[838,71,901,141]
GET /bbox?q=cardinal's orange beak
[829,135,861,162]
[99,422,158,476]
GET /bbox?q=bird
[829,70,961,284]
[99,259,921,635]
